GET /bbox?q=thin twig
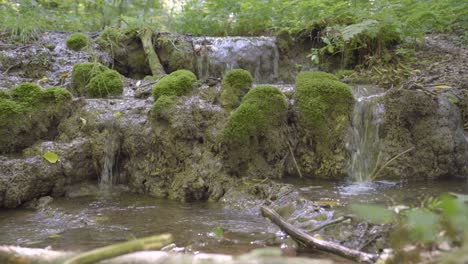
[287,140,303,178]
[370,146,415,180]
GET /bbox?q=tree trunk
[138,28,166,76]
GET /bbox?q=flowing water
[347,86,386,182]
[192,36,279,83]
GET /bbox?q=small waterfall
[347,86,386,182]
[192,36,279,83]
[99,122,122,189]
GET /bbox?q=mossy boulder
[152,70,196,100]
[70,63,123,98]
[220,69,254,110]
[66,33,89,51]
[0,84,73,154]
[221,86,289,178]
[293,71,354,179]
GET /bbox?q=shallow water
[0,179,467,257]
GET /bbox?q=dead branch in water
[261,205,378,263]
[63,233,172,264]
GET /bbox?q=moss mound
[223,85,288,144]
[293,71,354,178]
[220,69,254,110]
[95,27,125,51]
[86,69,123,98]
[66,33,89,51]
[0,84,73,154]
[70,63,123,98]
[152,70,196,100]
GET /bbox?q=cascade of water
[347,86,386,182]
[99,123,121,189]
[192,36,279,83]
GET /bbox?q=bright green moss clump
[294,71,353,138]
[0,90,11,99]
[151,95,175,119]
[223,85,288,144]
[86,69,123,98]
[220,69,254,110]
[152,70,196,100]
[10,82,42,103]
[66,33,89,51]
[70,63,123,98]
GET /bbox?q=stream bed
[1,180,467,256]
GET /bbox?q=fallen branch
[138,27,166,76]
[261,206,378,263]
[286,140,303,178]
[63,233,173,264]
[308,215,351,233]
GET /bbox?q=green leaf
[113,111,122,118]
[350,204,394,224]
[209,227,224,239]
[42,152,59,163]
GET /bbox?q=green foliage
[66,33,89,51]
[0,90,11,100]
[220,69,254,110]
[151,70,196,101]
[294,71,353,138]
[350,204,394,224]
[86,69,124,98]
[222,85,287,144]
[209,227,225,239]
[40,87,73,103]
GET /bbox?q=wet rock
[23,195,54,209]
[155,33,196,74]
[379,89,468,180]
[0,138,96,208]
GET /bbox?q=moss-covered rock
[0,90,11,99]
[220,69,254,110]
[223,85,287,144]
[152,70,196,100]
[66,33,89,51]
[293,71,354,179]
[86,69,123,98]
[70,63,108,96]
[151,95,175,120]
[70,63,123,98]
[10,82,42,103]
[0,84,73,154]
[221,86,289,178]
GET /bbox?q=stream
[1,180,466,256]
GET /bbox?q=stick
[287,140,303,178]
[261,206,378,263]
[138,28,166,76]
[370,146,414,180]
[63,233,173,264]
[308,215,351,233]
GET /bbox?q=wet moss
[70,63,108,96]
[86,69,123,98]
[223,85,288,144]
[220,69,254,110]
[152,69,196,100]
[155,35,196,73]
[151,95,175,119]
[66,33,89,51]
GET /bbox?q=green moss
[294,71,353,138]
[223,85,288,144]
[96,27,124,51]
[86,69,123,98]
[152,69,196,100]
[70,63,109,96]
[0,90,11,99]
[220,69,254,110]
[10,82,42,103]
[39,87,73,103]
[155,35,195,73]
[151,95,175,119]
[66,33,89,51]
